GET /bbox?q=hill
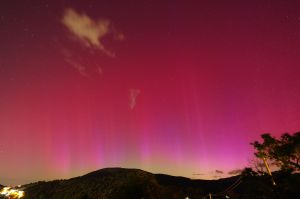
[16,168,300,199]
[22,168,238,199]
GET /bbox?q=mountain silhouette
[21,168,239,199]
[2,167,299,198]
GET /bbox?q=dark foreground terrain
[3,168,300,199]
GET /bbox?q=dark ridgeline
[16,167,300,199]
[0,185,5,199]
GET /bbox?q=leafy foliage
[251,132,300,172]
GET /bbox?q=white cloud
[129,89,140,110]
[61,8,123,56]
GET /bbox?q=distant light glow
[0,187,25,198]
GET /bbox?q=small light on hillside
[0,186,25,198]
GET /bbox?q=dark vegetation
[252,131,300,172]
[1,131,300,198]
[23,168,239,199]
[21,167,300,199]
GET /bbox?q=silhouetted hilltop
[20,168,300,199]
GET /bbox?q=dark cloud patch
[192,173,204,176]
[215,170,224,174]
[228,169,243,175]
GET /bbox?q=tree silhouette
[251,132,300,172]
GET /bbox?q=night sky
[1,0,300,185]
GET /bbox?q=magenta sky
[1,0,300,185]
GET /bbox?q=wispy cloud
[61,8,124,57]
[192,173,204,176]
[97,66,103,75]
[215,170,224,174]
[61,48,88,77]
[228,169,242,175]
[64,58,88,77]
[129,89,140,110]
